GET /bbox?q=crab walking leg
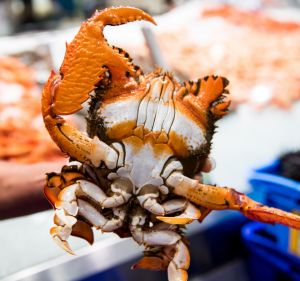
[57,178,133,209]
[137,186,201,223]
[49,176,131,254]
[167,172,300,229]
[130,208,181,246]
[51,213,77,255]
[137,194,188,215]
[101,178,133,208]
[168,240,190,281]
[78,200,126,232]
[51,207,95,254]
[157,201,201,225]
[51,202,126,254]
[133,235,190,281]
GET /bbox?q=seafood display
[42,7,300,281]
[157,5,300,108]
[0,57,64,163]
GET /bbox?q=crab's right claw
[42,7,155,164]
[49,7,156,115]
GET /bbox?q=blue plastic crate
[249,159,300,207]
[248,159,300,255]
[242,222,300,281]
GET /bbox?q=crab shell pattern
[42,7,300,281]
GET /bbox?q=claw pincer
[41,6,300,281]
[42,7,155,164]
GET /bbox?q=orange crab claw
[167,172,300,229]
[42,7,155,164]
[50,7,156,115]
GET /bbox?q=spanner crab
[42,7,300,281]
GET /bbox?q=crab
[42,7,300,281]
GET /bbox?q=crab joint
[43,112,118,168]
[168,241,190,281]
[157,201,201,225]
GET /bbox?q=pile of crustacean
[42,7,300,281]
[0,57,64,163]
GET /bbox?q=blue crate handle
[248,159,300,201]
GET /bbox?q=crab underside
[41,7,300,281]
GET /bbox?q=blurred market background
[0,0,300,281]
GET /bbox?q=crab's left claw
[42,7,155,165]
[167,172,300,229]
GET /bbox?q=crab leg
[137,187,200,222]
[45,166,131,254]
[137,193,188,216]
[130,208,181,246]
[167,172,300,229]
[51,203,94,255]
[133,237,190,281]
[45,169,133,209]
[41,7,155,165]
[51,225,75,255]
[56,178,133,208]
[157,201,201,225]
[51,201,126,254]
[78,200,126,232]
[168,240,190,281]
